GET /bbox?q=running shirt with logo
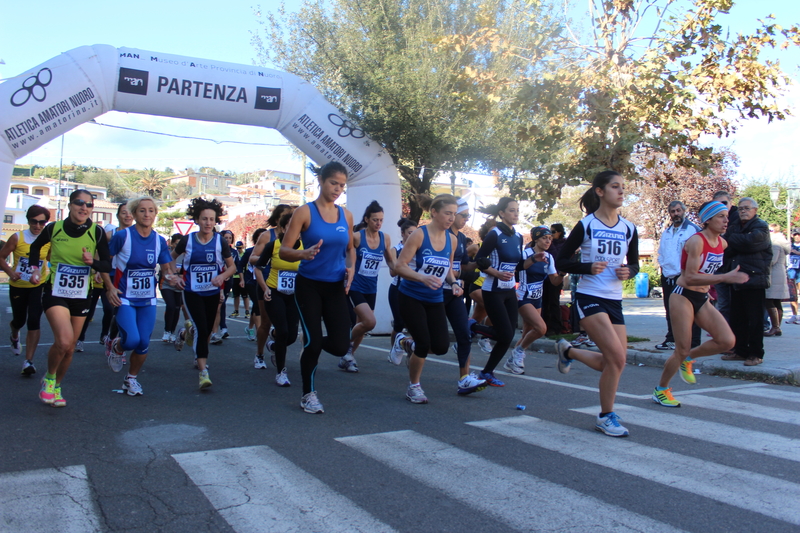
[475,225,524,292]
[175,232,231,297]
[109,227,172,306]
[259,237,303,295]
[350,230,386,294]
[10,230,50,288]
[555,213,639,301]
[299,202,349,282]
[517,248,557,301]
[681,232,724,276]
[391,242,416,286]
[789,243,800,270]
[47,220,100,299]
[443,230,470,291]
[398,225,452,303]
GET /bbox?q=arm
[27,223,54,284]
[280,205,321,262]
[555,222,595,275]
[382,234,395,271]
[447,234,463,296]
[213,245,237,287]
[254,265,271,301]
[344,209,356,293]
[249,230,273,265]
[388,247,400,277]
[394,229,442,290]
[615,228,640,281]
[474,230,511,280]
[0,233,20,280]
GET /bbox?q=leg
[571,313,627,414]
[350,301,377,353]
[444,291,471,375]
[660,276,676,343]
[295,276,325,395]
[399,294,431,385]
[518,305,546,349]
[658,293,696,388]
[480,291,517,374]
[265,292,291,370]
[22,285,44,361]
[129,306,157,376]
[44,306,78,381]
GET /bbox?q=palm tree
[138,168,164,198]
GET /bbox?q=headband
[531,226,552,241]
[698,201,727,224]
[456,198,469,214]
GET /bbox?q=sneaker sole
[123,388,143,397]
[406,395,428,404]
[651,396,681,408]
[679,374,696,385]
[22,367,36,376]
[199,381,212,390]
[457,384,487,395]
[595,425,629,437]
[301,404,324,413]
[503,362,524,375]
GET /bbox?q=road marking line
[678,394,800,426]
[468,415,800,526]
[172,445,396,533]
[572,404,800,463]
[669,383,766,396]
[0,465,102,532]
[727,387,800,403]
[337,429,684,533]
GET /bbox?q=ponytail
[579,170,621,214]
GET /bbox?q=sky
[1,0,799,183]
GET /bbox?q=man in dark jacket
[714,191,740,322]
[721,197,772,366]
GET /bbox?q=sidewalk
[527,295,800,385]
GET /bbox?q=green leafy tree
[737,181,798,231]
[138,168,164,198]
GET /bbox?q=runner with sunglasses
[28,190,112,407]
[0,205,51,376]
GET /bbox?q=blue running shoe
[478,371,505,387]
[595,412,629,437]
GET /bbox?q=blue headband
[699,201,727,224]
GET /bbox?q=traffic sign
[174,220,195,235]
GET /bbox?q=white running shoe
[210,333,223,345]
[245,327,256,341]
[338,353,359,373]
[162,331,171,343]
[254,355,267,369]
[220,328,229,339]
[123,376,143,396]
[174,329,185,351]
[389,333,406,366]
[169,333,177,344]
[301,391,324,413]
[503,349,525,375]
[9,334,21,356]
[75,340,84,353]
[406,383,428,404]
[595,412,629,437]
[457,373,487,395]
[555,338,572,374]
[275,368,291,387]
[478,337,493,354]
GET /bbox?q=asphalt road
[1,296,799,532]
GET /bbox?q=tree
[737,181,799,232]
[448,0,800,215]
[253,0,565,221]
[138,168,164,198]
[624,149,739,241]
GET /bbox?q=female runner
[240,228,266,344]
[255,212,301,386]
[160,233,185,343]
[469,198,525,387]
[653,201,748,407]
[99,203,133,345]
[102,196,177,395]
[392,194,463,404]
[29,189,112,407]
[171,198,237,390]
[0,205,51,375]
[504,226,562,375]
[555,170,639,437]
[345,201,394,372]
[280,162,354,414]
[388,218,417,347]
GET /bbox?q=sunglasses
[458,213,470,219]
[28,219,47,226]
[71,199,94,209]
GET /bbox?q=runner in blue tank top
[102,197,178,396]
[344,201,394,372]
[280,162,355,414]
[391,194,463,404]
[388,218,418,348]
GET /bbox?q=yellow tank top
[266,237,302,289]
[10,230,50,288]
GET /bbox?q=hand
[497,270,514,281]
[107,288,122,307]
[452,283,464,297]
[29,269,40,285]
[94,272,103,284]
[264,287,272,301]
[590,261,608,275]
[423,274,443,291]
[211,275,226,287]
[532,252,548,263]
[304,239,323,261]
[727,265,750,284]
[239,278,245,288]
[615,265,631,281]
[9,271,21,282]
[171,275,185,289]
[82,247,94,266]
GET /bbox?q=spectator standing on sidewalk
[542,224,567,335]
[720,197,772,366]
[764,224,789,337]
[713,191,739,322]
[656,201,701,351]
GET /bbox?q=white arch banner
[0,45,401,332]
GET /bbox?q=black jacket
[721,205,740,271]
[725,215,772,290]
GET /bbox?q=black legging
[398,292,449,358]
[78,287,104,342]
[294,275,351,394]
[472,289,518,373]
[388,283,405,332]
[9,284,44,331]
[264,290,299,370]
[183,291,222,360]
[443,289,471,368]
[100,290,117,341]
[162,289,183,334]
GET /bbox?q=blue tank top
[299,202,349,282]
[350,230,385,294]
[478,226,524,292]
[181,233,225,296]
[109,227,172,307]
[398,226,451,303]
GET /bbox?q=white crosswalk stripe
[728,387,800,404]
[337,429,685,533]
[172,445,396,533]
[468,415,800,526]
[0,465,102,533]
[677,394,800,425]
[571,404,800,463]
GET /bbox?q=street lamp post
[769,184,800,234]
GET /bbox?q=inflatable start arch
[0,45,402,332]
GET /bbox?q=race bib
[190,264,217,293]
[358,252,383,278]
[526,280,544,300]
[16,257,43,282]
[497,262,516,290]
[590,229,626,266]
[452,262,461,274]
[700,252,723,275]
[420,256,450,284]
[277,270,297,294]
[51,264,90,299]
[125,269,156,299]
[790,255,800,270]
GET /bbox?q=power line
[88,120,291,147]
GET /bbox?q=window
[214,179,218,186]
[10,187,26,194]
[4,215,13,223]
[33,188,47,195]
